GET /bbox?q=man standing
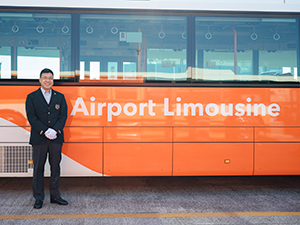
[26,68,68,209]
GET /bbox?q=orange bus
[0,1,300,177]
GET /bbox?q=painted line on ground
[0,212,300,220]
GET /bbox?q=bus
[0,0,300,177]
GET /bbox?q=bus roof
[1,0,300,13]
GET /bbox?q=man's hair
[40,68,54,78]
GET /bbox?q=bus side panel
[173,127,253,142]
[60,87,300,127]
[173,143,254,176]
[1,86,300,127]
[1,86,300,176]
[104,127,172,143]
[104,143,172,176]
[254,127,300,175]
[64,127,103,143]
[62,143,103,175]
[254,143,300,175]
[255,127,300,142]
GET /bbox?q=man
[26,68,68,209]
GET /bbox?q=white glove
[45,128,57,140]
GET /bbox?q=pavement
[0,176,299,224]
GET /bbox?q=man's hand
[45,128,57,140]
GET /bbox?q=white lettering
[148,100,156,116]
[124,103,137,116]
[107,103,122,122]
[71,98,89,116]
[206,103,219,116]
[90,97,96,116]
[268,103,280,117]
[139,103,147,116]
[98,103,106,116]
[184,103,203,116]
[70,97,281,122]
[221,103,233,116]
[235,103,245,116]
[254,103,266,116]
[164,98,174,116]
[176,97,181,116]
[246,98,252,116]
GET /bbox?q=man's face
[39,72,53,91]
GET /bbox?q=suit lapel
[36,88,49,108]
[48,90,57,108]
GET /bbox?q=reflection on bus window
[0,47,11,79]
[108,62,118,80]
[90,62,100,80]
[1,10,299,84]
[80,14,188,82]
[123,62,137,80]
[195,17,298,82]
[147,49,187,81]
[17,56,60,79]
[0,12,72,80]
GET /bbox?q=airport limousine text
[70,97,280,122]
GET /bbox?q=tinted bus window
[195,16,299,82]
[0,12,72,80]
[79,14,187,81]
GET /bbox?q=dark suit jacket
[26,88,67,145]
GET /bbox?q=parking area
[0,176,299,224]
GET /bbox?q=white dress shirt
[40,87,52,104]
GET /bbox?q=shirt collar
[40,87,52,95]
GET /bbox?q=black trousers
[32,140,62,201]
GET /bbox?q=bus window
[259,50,297,81]
[79,14,188,82]
[123,62,137,80]
[195,16,299,82]
[108,62,118,80]
[90,61,101,80]
[0,47,11,79]
[0,12,72,80]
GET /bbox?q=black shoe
[50,197,68,205]
[34,200,43,209]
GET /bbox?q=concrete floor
[0,176,299,224]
